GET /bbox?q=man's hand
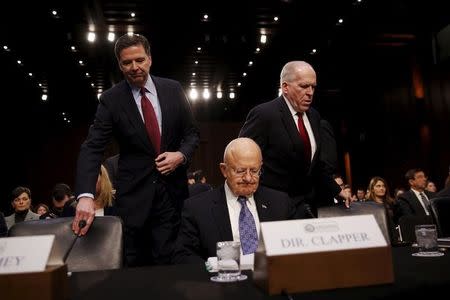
[338,188,354,208]
[72,197,95,235]
[155,151,184,175]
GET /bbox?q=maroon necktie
[297,112,311,162]
[140,87,161,154]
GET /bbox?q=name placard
[260,215,387,256]
[0,235,54,274]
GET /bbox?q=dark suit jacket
[172,185,297,264]
[75,76,199,228]
[0,212,7,237]
[396,190,436,222]
[239,97,340,207]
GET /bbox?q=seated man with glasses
[172,137,301,264]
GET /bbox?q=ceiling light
[97,93,102,100]
[242,72,247,77]
[87,32,96,42]
[41,94,48,101]
[197,47,202,51]
[192,72,196,76]
[274,16,279,21]
[203,14,208,20]
[217,91,223,99]
[107,32,115,42]
[130,12,136,18]
[91,83,95,87]
[51,10,57,16]
[194,60,199,64]
[17,60,22,65]
[189,88,199,100]
[127,31,134,36]
[256,47,260,52]
[338,18,344,24]
[62,112,65,116]
[248,61,253,66]
[79,60,84,65]
[229,92,235,99]
[237,82,242,87]
[3,45,8,51]
[28,73,33,77]
[85,72,90,77]
[202,88,210,100]
[70,46,76,51]
[311,48,317,54]
[260,34,267,44]
[38,83,42,87]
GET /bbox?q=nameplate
[260,215,387,256]
[0,235,54,274]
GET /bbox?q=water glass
[210,241,247,282]
[412,224,444,257]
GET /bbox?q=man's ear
[219,163,227,178]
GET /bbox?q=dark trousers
[123,182,176,267]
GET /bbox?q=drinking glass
[412,224,444,257]
[210,241,247,282]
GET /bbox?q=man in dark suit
[173,138,297,264]
[73,34,199,266]
[239,61,350,217]
[396,168,436,221]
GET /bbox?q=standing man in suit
[396,168,436,221]
[73,34,199,266]
[173,138,297,264]
[239,61,351,217]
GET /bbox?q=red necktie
[297,112,311,162]
[140,87,161,154]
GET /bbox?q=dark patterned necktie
[140,87,161,153]
[419,192,430,214]
[237,196,259,255]
[297,112,311,162]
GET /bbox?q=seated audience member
[396,168,435,222]
[40,183,76,219]
[188,169,213,197]
[5,186,40,230]
[366,176,397,242]
[0,212,7,237]
[35,203,49,216]
[356,187,367,201]
[187,172,195,185]
[426,180,437,193]
[64,165,117,217]
[173,137,298,264]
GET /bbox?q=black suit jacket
[75,76,199,227]
[396,190,436,221]
[239,97,340,207]
[172,185,296,264]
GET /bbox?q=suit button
[152,180,157,184]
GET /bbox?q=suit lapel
[306,109,320,172]
[212,186,233,241]
[116,81,154,153]
[254,189,271,222]
[153,76,169,153]
[277,97,302,154]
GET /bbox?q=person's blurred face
[426,181,437,193]
[282,66,316,113]
[410,171,427,191]
[357,190,366,200]
[37,206,48,216]
[12,192,31,212]
[220,150,262,198]
[373,180,386,199]
[118,44,151,88]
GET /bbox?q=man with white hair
[240,61,352,217]
[173,138,297,263]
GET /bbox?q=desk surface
[70,247,450,300]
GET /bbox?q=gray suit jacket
[5,210,40,230]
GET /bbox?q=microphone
[63,220,87,263]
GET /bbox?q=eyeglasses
[228,166,262,177]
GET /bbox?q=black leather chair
[318,202,392,244]
[397,215,434,243]
[430,196,450,237]
[8,216,123,272]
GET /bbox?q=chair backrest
[8,216,123,272]
[397,215,434,243]
[430,196,450,237]
[318,202,391,244]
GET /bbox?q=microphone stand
[63,220,87,265]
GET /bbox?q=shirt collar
[282,95,299,117]
[129,76,157,98]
